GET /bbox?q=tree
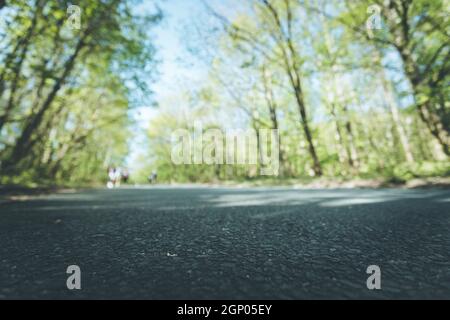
[0,0,161,184]
[207,0,323,176]
[335,0,449,155]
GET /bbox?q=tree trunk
[261,0,322,176]
[2,35,87,170]
[294,82,322,176]
[283,44,322,176]
[417,101,450,156]
[398,48,450,156]
[262,66,286,176]
[330,105,349,167]
[381,72,415,163]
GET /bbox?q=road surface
[1,186,449,299]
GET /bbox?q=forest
[0,0,161,186]
[0,0,449,187]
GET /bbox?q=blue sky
[138,0,242,105]
[132,0,214,125]
[151,0,205,100]
[128,0,245,170]
[128,0,211,170]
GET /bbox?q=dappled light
[3,187,449,213]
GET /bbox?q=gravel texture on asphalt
[1,187,449,299]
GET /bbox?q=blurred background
[0,0,448,188]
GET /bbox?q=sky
[151,0,205,100]
[127,0,247,172]
[143,0,241,103]
[127,0,210,172]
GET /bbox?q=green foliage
[141,0,449,184]
[1,0,448,187]
[0,0,161,186]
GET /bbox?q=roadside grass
[1,161,449,198]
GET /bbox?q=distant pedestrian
[107,167,116,189]
[122,169,130,184]
[107,166,123,188]
[114,167,122,187]
[148,170,158,184]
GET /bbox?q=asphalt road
[1,186,449,299]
